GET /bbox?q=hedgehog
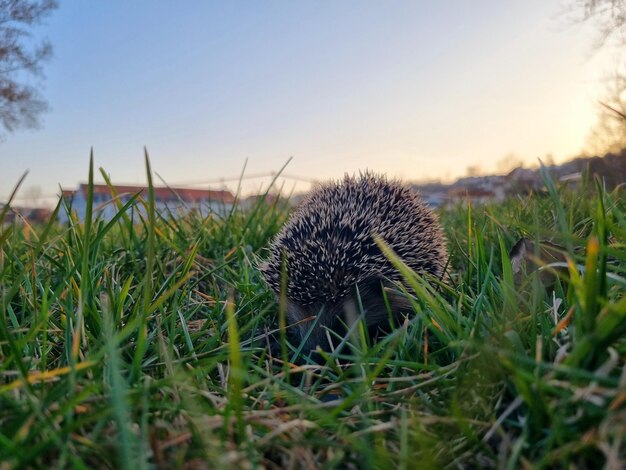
[259,172,448,356]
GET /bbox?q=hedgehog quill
[260,172,448,356]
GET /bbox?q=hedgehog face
[285,277,415,356]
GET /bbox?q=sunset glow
[1,1,615,204]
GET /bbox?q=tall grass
[0,156,624,468]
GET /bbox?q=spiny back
[260,173,447,305]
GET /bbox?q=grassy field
[1,156,625,469]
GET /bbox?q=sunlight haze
[1,0,614,205]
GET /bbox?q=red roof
[73,184,235,204]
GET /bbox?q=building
[1,205,53,225]
[411,183,449,208]
[58,184,235,223]
[446,187,498,206]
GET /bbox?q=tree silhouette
[569,1,626,153]
[574,0,626,47]
[0,0,57,134]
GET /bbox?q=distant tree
[568,1,626,154]
[496,153,524,174]
[0,0,57,135]
[465,165,482,177]
[570,0,626,47]
[587,73,626,154]
[23,184,42,205]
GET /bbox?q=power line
[164,172,317,186]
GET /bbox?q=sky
[0,1,616,206]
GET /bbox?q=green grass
[1,156,625,468]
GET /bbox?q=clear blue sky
[1,1,611,205]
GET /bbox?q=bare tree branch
[0,0,57,135]
[599,100,626,120]
[569,1,626,153]
[571,0,626,48]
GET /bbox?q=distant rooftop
[61,184,235,204]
